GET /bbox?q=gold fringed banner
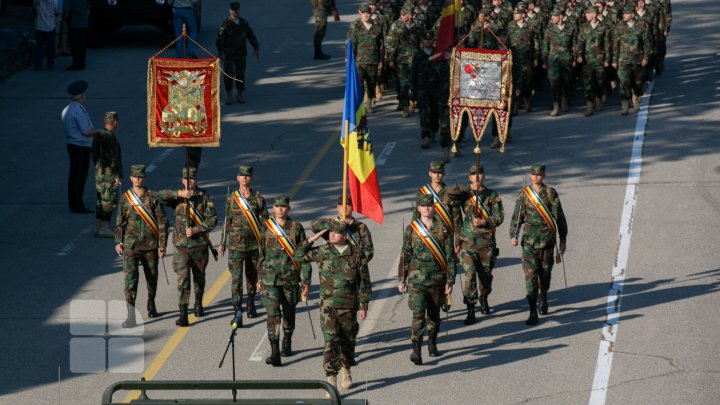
[449,47,512,153]
[147,57,221,147]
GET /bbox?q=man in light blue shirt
[172,0,200,58]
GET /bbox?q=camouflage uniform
[385,8,422,111]
[492,1,515,29]
[216,4,259,99]
[613,8,650,112]
[313,0,337,59]
[507,7,539,111]
[575,11,612,107]
[542,9,576,111]
[92,112,122,223]
[412,161,463,233]
[411,36,451,148]
[348,5,386,103]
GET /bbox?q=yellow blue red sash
[420,184,453,232]
[410,219,447,272]
[265,218,301,271]
[234,191,262,244]
[187,201,204,226]
[523,186,556,235]
[335,216,359,247]
[125,189,159,238]
[469,191,491,220]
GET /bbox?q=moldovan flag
[341,40,384,224]
[434,0,460,58]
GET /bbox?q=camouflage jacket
[645,0,670,33]
[91,128,122,181]
[371,12,392,36]
[158,188,217,249]
[257,217,310,286]
[447,184,504,246]
[216,16,259,58]
[348,18,385,65]
[509,184,568,249]
[467,20,501,49]
[378,0,400,22]
[398,218,457,287]
[412,4,435,31]
[458,3,477,36]
[313,0,336,13]
[294,241,371,311]
[612,20,650,66]
[223,189,268,253]
[542,21,576,63]
[412,183,463,234]
[507,20,539,63]
[492,4,514,29]
[385,19,422,65]
[575,20,612,66]
[634,9,657,50]
[411,49,450,102]
[115,187,168,251]
[311,216,374,261]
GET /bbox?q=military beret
[229,1,239,10]
[67,80,88,96]
[273,195,290,207]
[237,165,253,177]
[622,4,635,14]
[529,163,546,175]
[130,164,145,178]
[182,166,197,179]
[327,219,348,233]
[104,111,118,122]
[359,3,371,12]
[337,194,353,205]
[422,31,434,40]
[417,194,434,207]
[429,161,445,173]
[469,164,484,175]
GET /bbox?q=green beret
[469,164,484,175]
[273,195,290,207]
[417,194,434,207]
[67,80,88,96]
[622,4,635,14]
[104,111,118,123]
[237,165,253,177]
[327,220,348,233]
[337,195,353,205]
[429,161,445,173]
[359,3,371,12]
[130,164,145,178]
[529,163,546,175]
[182,167,197,179]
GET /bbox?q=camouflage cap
[182,166,197,179]
[367,0,377,5]
[622,4,635,14]
[514,3,527,13]
[529,163,546,175]
[67,80,88,96]
[429,161,445,173]
[229,1,239,10]
[359,3,371,12]
[237,165,253,177]
[327,219,348,233]
[104,111,118,122]
[130,164,145,178]
[416,194,434,207]
[550,6,563,16]
[337,194,353,205]
[273,195,290,207]
[585,4,598,13]
[468,164,484,175]
[400,4,413,14]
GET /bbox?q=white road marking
[376,142,397,166]
[272,38,292,54]
[146,149,175,173]
[589,81,654,405]
[56,226,93,256]
[249,332,268,362]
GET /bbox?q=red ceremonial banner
[147,57,221,147]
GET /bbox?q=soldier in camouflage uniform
[257,195,309,366]
[158,167,218,327]
[398,194,457,365]
[295,220,371,396]
[412,161,463,234]
[447,164,504,324]
[645,0,670,75]
[216,2,259,105]
[385,4,421,117]
[509,164,568,325]
[313,0,338,60]
[467,8,501,50]
[218,165,268,322]
[612,5,650,115]
[114,165,168,328]
[92,111,122,238]
[369,0,391,103]
[507,3,539,115]
[542,6,576,117]
[575,4,611,116]
[348,3,386,113]
[491,0,514,29]
[634,0,658,81]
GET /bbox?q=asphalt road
[0,0,718,404]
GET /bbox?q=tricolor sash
[469,191,491,220]
[523,186,556,235]
[410,219,447,272]
[125,189,159,238]
[265,218,301,271]
[335,215,359,247]
[420,184,453,231]
[187,201,205,226]
[234,191,262,244]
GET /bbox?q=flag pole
[342,119,350,221]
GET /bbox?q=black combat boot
[313,40,330,60]
[175,304,189,327]
[231,304,243,328]
[410,340,423,365]
[122,303,136,328]
[538,291,548,315]
[281,332,293,357]
[479,296,490,315]
[428,334,440,357]
[526,297,539,326]
[247,293,258,318]
[194,295,204,317]
[147,298,158,318]
[463,303,476,325]
[265,339,282,366]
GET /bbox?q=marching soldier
[218,166,268,322]
[384,4,421,118]
[509,164,568,326]
[216,2,260,105]
[92,111,122,238]
[448,164,504,324]
[114,165,168,328]
[543,6,577,117]
[295,220,371,397]
[348,2,386,113]
[413,161,462,234]
[158,167,218,327]
[612,5,650,115]
[313,0,339,60]
[398,194,457,365]
[507,3,539,115]
[257,195,309,366]
[575,4,612,116]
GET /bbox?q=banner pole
[341,120,350,221]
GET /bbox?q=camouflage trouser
[458,243,496,304]
[94,171,118,222]
[173,246,209,305]
[547,57,574,103]
[395,62,412,107]
[223,55,247,91]
[418,94,451,147]
[408,283,444,343]
[357,63,378,100]
[521,243,554,300]
[604,65,618,96]
[260,284,299,341]
[123,249,159,305]
[228,249,258,308]
[313,8,329,47]
[617,62,646,100]
[512,60,535,99]
[320,306,355,376]
[582,63,606,101]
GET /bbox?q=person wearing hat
[257,195,309,366]
[491,0,514,28]
[92,111,122,237]
[114,164,169,328]
[218,165,268,321]
[509,164,568,326]
[413,161,462,234]
[347,2,386,114]
[385,4,421,118]
[466,7,500,50]
[158,167,218,327]
[216,2,260,105]
[368,0,391,104]
[612,5,649,115]
[507,2,539,115]
[447,164,504,323]
[574,3,611,116]
[313,0,339,60]
[542,6,577,117]
[398,193,457,365]
[295,219,371,396]
[62,80,99,213]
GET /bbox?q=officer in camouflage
[575,4,612,116]
[114,165,168,328]
[218,165,268,322]
[447,164,504,324]
[92,111,122,238]
[216,2,259,105]
[295,219,371,396]
[509,164,568,326]
[257,195,309,366]
[399,194,457,365]
[312,0,339,60]
[384,4,421,118]
[543,6,577,117]
[348,2,386,113]
[158,167,218,327]
[612,5,650,115]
